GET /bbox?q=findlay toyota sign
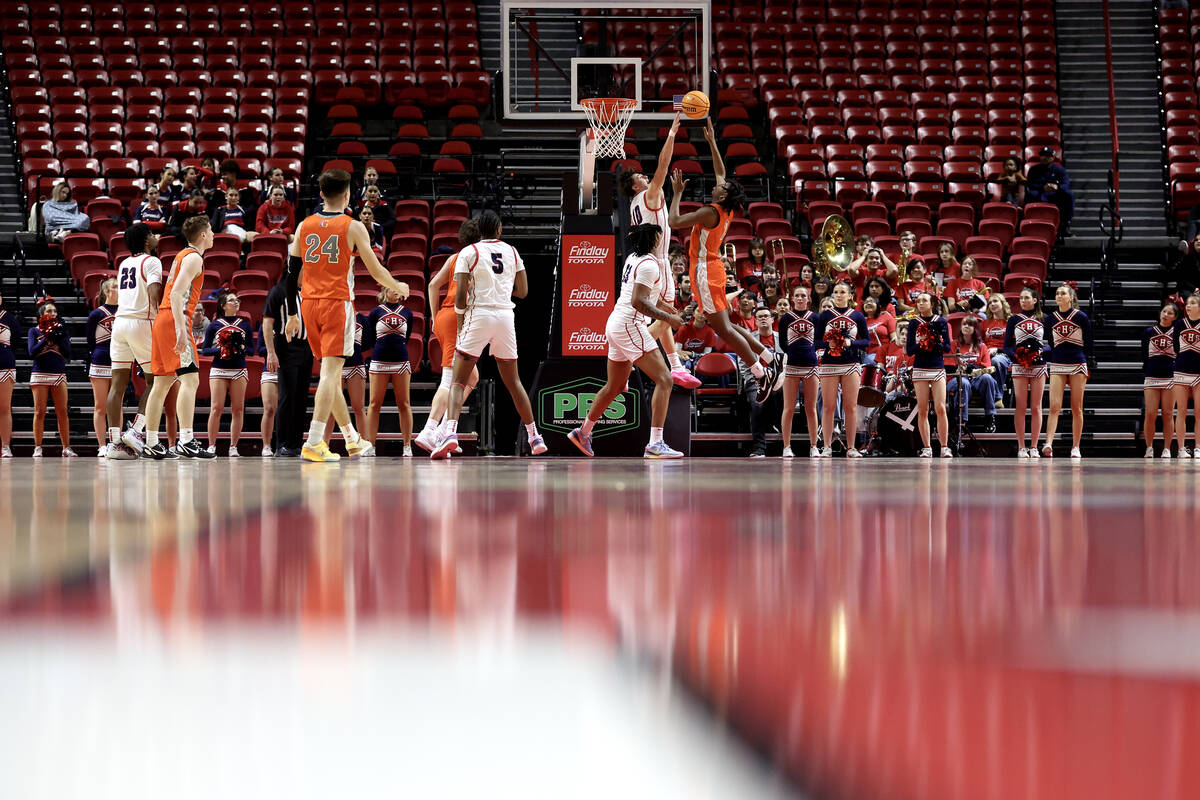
[561,234,615,356]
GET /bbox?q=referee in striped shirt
[263,279,313,456]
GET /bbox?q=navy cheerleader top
[0,308,23,370]
[904,314,952,370]
[814,306,868,364]
[364,302,412,364]
[779,309,818,367]
[85,303,116,366]
[200,316,256,369]
[1142,323,1176,378]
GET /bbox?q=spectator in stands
[739,306,781,457]
[943,255,987,313]
[358,184,394,239]
[674,274,693,312]
[669,249,688,282]
[891,230,925,281]
[211,188,256,244]
[996,157,1027,205]
[933,241,960,280]
[774,296,790,317]
[176,167,202,207]
[133,185,168,231]
[731,291,758,330]
[359,206,385,259]
[42,182,89,242]
[862,295,896,366]
[853,234,874,261]
[797,262,814,289]
[946,315,1000,433]
[1026,146,1074,236]
[811,274,833,310]
[353,166,387,208]
[761,278,783,311]
[170,192,208,238]
[155,167,181,206]
[981,293,1013,390]
[740,237,770,286]
[863,276,896,315]
[896,259,931,316]
[191,305,209,342]
[255,186,296,242]
[674,307,718,364]
[264,167,297,205]
[197,157,218,187]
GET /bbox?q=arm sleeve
[200,321,219,356]
[1002,317,1016,357]
[28,327,44,357]
[851,313,869,349]
[132,203,144,222]
[1056,165,1070,192]
[1083,313,1094,356]
[58,327,72,361]
[813,312,826,346]
[240,319,254,354]
[977,343,992,368]
[905,318,917,355]
[85,310,99,353]
[939,319,952,353]
[281,206,295,235]
[254,204,270,234]
[1141,327,1151,370]
[10,314,22,354]
[361,309,377,356]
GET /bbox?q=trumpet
[812,214,853,279]
[770,237,786,278]
[897,247,911,285]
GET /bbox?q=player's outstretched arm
[667,170,718,230]
[647,113,682,208]
[350,220,408,300]
[427,255,455,312]
[632,283,683,330]
[703,119,725,186]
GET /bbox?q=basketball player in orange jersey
[617,112,701,389]
[415,217,482,453]
[141,215,217,459]
[283,169,408,463]
[668,120,780,401]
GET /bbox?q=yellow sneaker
[301,441,340,462]
[345,437,370,459]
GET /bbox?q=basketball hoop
[580,97,637,159]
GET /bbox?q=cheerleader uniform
[342,313,368,380]
[814,306,868,377]
[200,316,255,381]
[132,201,168,231]
[904,314,952,382]
[1174,316,1200,387]
[1045,308,1094,377]
[365,302,413,374]
[85,303,117,379]
[28,322,71,387]
[1142,323,1176,389]
[779,309,818,379]
[0,307,22,385]
[1002,312,1049,379]
[256,322,277,386]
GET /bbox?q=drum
[877,393,923,455]
[897,366,915,397]
[858,363,886,407]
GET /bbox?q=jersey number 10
[303,233,341,263]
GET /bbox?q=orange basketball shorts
[301,297,354,360]
[432,307,459,368]
[690,257,730,316]
[149,310,197,375]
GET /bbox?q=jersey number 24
[304,233,340,263]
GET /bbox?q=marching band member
[200,289,256,456]
[0,290,19,458]
[86,278,117,456]
[1173,294,1200,458]
[1004,286,1049,458]
[946,315,1000,433]
[1142,304,1178,458]
[1042,282,1094,459]
[904,291,953,458]
[942,255,987,314]
[364,287,415,456]
[778,285,820,458]
[814,280,868,458]
[28,298,75,457]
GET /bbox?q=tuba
[812,214,853,279]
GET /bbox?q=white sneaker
[32,446,43,458]
[781,446,794,458]
[1162,449,1173,459]
[820,447,833,458]
[1145,446,1155,459]
[846,448,863,458]
[1017,447,1030,458]
[62,448,78,458]
[97,444,108,458]
[809,446,821,458]
[206,445,217,455]
[0,447,11,458]
[1070,447,1082,459]
[229,445,241,458]
[1029,447,1042,459]
[1181,447,1193,459]
[360,442,376,457]
[414,427,438,453]
[262,446,274,457]
[940,447,953,458]
[919,447,932,458]
[1041,445,1053,458]
[403,445,413,457]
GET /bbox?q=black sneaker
[142,442,176,460]
[177,439,217,459]
[755,361,778,403]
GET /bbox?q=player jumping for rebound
[667,120,780,401]
[430,209,546,459]
[617,112,700,389]
[284,169,409,462]
[568,223,685,458]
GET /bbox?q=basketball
[680,90,710,119]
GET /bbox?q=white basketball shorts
[109,317,153,367]
[456,307,518,360]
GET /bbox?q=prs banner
[560,233,615,356]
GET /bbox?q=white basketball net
[580,98,637,159]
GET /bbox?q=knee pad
[438,368,453,392]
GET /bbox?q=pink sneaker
[671,368,701,389]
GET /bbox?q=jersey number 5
[118,265,137,290]
[490,252,504,274]
[303,233,340,263]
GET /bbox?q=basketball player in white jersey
[431,209,546,459]
[617,112,701,389]
[568,222,685,458]
[104,223,163,459]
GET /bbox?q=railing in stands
[1103,0,1120,218]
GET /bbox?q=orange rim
[580,97,638,122]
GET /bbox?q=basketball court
[3,457,1200,798]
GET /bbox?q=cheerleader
[1042,282,1093,459]
[132,184,168,231]
[0,290,19,458]
[257,319,278,457]
[28,298,75,457]
[210,187,255,244]
[200,289,255,456]
[326,310,371,454]
[904,291,953,458]
[364,287,415,455]
[814,280,868,457]
[1003,287,1048,457]
[779,285,820,458]
[1172,294,1200,458]
[1142,303,1178,458]
[86,277,117,457]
